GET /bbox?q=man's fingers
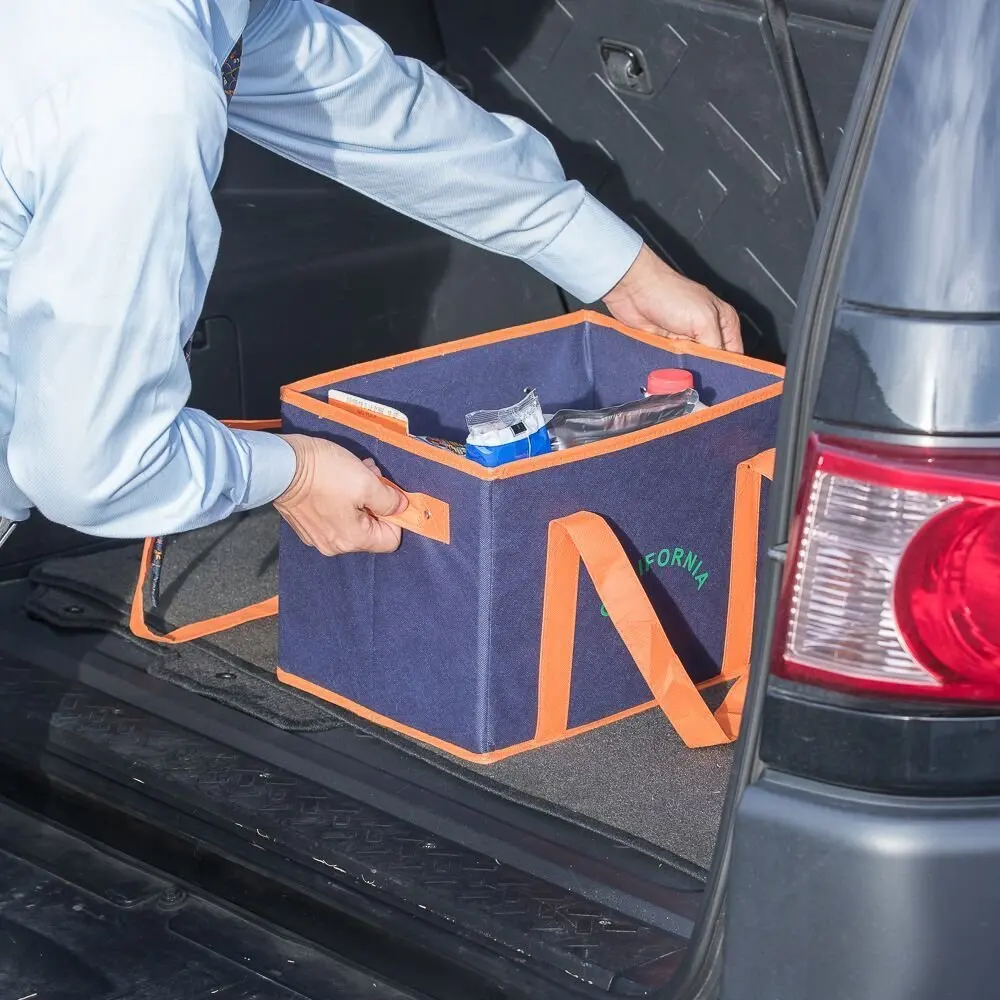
[718,301,744,353]
[692,305,724,350]
[361,469,407,518]
[273,439,412,558]
[358,513,403,553]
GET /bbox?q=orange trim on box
[285,310,785,394]
[275,667,663,764]
[129,536,279,645]
[712,448,775,734]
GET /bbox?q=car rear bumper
[721,771,1000,1000]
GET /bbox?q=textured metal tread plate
[0,658,684,990]
[0,799,416,1000]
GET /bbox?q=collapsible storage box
[274,312,782,762]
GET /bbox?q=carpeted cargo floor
[26,508,733,870]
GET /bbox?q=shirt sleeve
[4,61,295,538]
[231,0,643,304]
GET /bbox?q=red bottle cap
[646,368,694,396]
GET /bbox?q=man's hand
[274,435,407,556]
[603,245,743,353]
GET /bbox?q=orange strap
[378,479,451,544]
[130,416,450,644]
[536,449,774,749]
[129,537,280,644]
[129,417,283,644]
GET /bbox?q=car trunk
[0,2,882,996]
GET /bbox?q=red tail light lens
[894,501,1000,693]
[774,436,1000,704]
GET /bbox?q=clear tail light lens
[774,435,1000,704]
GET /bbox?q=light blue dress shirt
[0,0,643,538]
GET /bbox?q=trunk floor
[26,509,732,871]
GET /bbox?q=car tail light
[773,435,1000,704]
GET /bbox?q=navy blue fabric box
[277,311,782,761]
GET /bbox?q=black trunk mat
[26,509,733,870]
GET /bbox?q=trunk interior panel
[433,0,829,359]
[0,0,881,993]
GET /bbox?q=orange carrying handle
[536,449,775,748]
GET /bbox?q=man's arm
[5,60,295,537]
[231,0,643,305]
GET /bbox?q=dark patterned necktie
[149,36,245,609]
[221,37,244,103]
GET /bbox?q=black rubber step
[0,655,687,994]
[0,798,419,1000]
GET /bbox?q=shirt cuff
[526,193,644,304]
[232,429,297,510]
